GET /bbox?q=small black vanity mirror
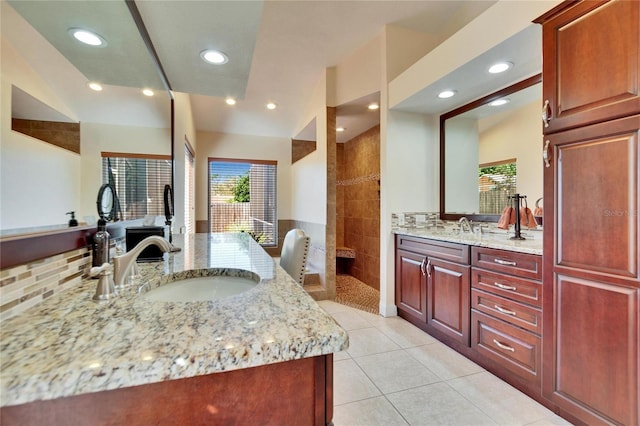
[96,183,116,222]
[163,184,174,242]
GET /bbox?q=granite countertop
[393,226,543,255]
[0,233,349,407]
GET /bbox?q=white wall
[379,108,439,315]
[0,37,81,230]
[479,100,543,203]
[334,34,382,106]
[445,117,480,213]
[194,131,292,224]
[172,91,197,234]
[291,70,329,225]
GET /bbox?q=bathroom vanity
[0,233,348,425]
[394,227,543,401]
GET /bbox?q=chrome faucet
[113,236,174,287]
[458,217,472,233]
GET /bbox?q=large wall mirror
[1,1,172,236]
[440,74,542,222]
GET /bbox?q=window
[184,143,195,234]
[478,159,517,215]
[101,152,172,221]
[209,158,277,246]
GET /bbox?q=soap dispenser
[66,211,78,227]
[92,219,111,268]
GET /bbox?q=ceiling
[3,0,543,144]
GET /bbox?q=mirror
[96,184,117,222]
[440,74,542,221]
[1,1,172,236]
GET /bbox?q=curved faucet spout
[113,236,174,287]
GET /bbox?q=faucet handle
[91,263,117,303]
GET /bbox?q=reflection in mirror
[292,118,317,164]
[11,85,80,154]
[96,184,116,222]
[441,74,542,221]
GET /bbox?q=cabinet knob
[494,258,517,266]
[493,339,515,352]
[494,282,517,291]
[542,99,552,127]
[543,140,551,168]
[494,304,517,316]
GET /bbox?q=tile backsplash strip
[0,247,92,322]
[391,212,441,230]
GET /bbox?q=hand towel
[525,207,538,229]
[497,206,512,230]
[533,206,543,216]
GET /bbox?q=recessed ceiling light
[142,88,154,97]
[266,102,277,110]
[438,90,456,99]
[200,49,228,65]
[488,62,513,74]
[225,97,236,106]
[69,28,106,47]
[336,127,345,132]
[490,98,510,106]
[368,103,379,110]
[87,82,103,91]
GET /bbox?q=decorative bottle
[92,219,111,267]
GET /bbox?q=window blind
[185,144,195,234]
[101,152,172,221]
[209,158,277,246]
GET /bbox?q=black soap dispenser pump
[92,219,111,268]
[66,211,78,227]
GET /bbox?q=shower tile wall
[337,125,380,291]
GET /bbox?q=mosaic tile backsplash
[0,247,91,322]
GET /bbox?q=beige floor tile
[406,343,484,380]
[354,350,441,394]
[332,309,375,330]
[318,299,353,314]
[377,318,439,348]
[333,396,409,426]
[333,358,381,405]
[346,327,401,358]
[333,350,351,361]
[526,416,575,426]
[448,372,555,425]
[387,382,497,426]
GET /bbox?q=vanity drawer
[471,289,542,334]
[472,310,541,383]
[396,235,469,264]
[471,247,541,280]
[471,269,542,307]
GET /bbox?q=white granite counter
[0,233,348,407]
[393,226,543,255]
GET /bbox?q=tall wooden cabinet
[536,1,640,424]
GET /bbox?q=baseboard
[379,303,398,317]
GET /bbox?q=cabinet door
[539,0,640,134]
[426,258,470,346]
[395,249,427,322]
[543,115,640,425]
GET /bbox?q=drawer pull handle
[420,258,427,276]
[494,305,517,316]
[494,258,517,266]
[426,259,432,278]
[493,339,515,352]
[494,282,517,291]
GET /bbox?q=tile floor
[317,300,573,426]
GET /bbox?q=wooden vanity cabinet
[537,2,640,424]
[395,235,470,347]
[470,247,543,386]
[538,0,640,134]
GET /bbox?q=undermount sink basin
[141,269,260,302]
